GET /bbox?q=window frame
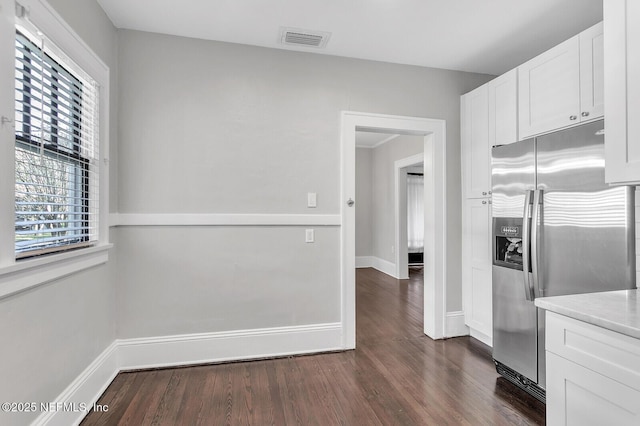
[14,28,93,258]
[0,0,111,299]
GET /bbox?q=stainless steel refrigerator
[491,119,636,402]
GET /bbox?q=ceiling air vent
[279,27,331,48]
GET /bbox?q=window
[0,0,109,298]
[14,25,99,258]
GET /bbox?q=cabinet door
[604,0,640,184]
[547,352,640,426]
[488,69,518,146]
[462,198,492,340]
[518,36,580,139]
[579,22,604,120]
[461,85,490,198]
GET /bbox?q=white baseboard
[32,342,119,426]
[355,256,374,268]
[371,257,398,278]
[469,328,493,348]
[445,311,469,338]
[118,322,343,370]
[34,323,343,425]
[356,256,399,278]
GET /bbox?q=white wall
[636,188,640,288]
[0,257,115,425]
[356,147,373,257]
[0,2,118,425]
[116,227,341,337]
[116,28,493,337]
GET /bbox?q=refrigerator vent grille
[495,360,546,403]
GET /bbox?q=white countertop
[535,289,640,339]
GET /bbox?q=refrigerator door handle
[531,189,543,299]
[522,190,534,301]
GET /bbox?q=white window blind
[14,21,100,259]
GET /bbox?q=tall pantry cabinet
[461,85,492,345]
[460,69,517,346]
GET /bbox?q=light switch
[305,229,315,243]
[307,192,317,208]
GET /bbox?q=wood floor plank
[122,369,174,425]
[81,267,545,425]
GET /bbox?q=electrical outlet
[305,229,315,243]
[307,192,317,208]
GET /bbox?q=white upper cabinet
[518,36,581,138]
[518,22,603,139]
[580,22,605,120]
[604,0,640,184]
[461,85,490,198]
[488,69,518,147]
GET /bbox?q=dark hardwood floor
[82,267,545,425]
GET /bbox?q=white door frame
[341,111,447,348]
[395,153,425,280]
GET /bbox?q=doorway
[395,154,425,280]
[341,111,447,348]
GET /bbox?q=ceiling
[96,0,602,75]
[355,132,399,149]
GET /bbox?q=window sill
[0,244,112,300]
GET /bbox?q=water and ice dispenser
[493,217,526,270]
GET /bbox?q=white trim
[34,323,343,425]
[356,134,400,149]
[20,0,109,81]
[118,322,342,370]
[371,256,398,278]
[470,328,493,347]
[32,342,119,426]
[342,111,448,347]
[0,0,16,268]
[445,311,470,338]
[109,213,341,227]
[0,244,111,300]
[394,153,425,280]
[355,256,374,268]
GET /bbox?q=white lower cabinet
[545,312,640,425]
[462,198,492,345]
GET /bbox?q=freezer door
[492,265,538,383]
[491,139,536,218]
[534,120,636,298]
[491,138,539,384]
